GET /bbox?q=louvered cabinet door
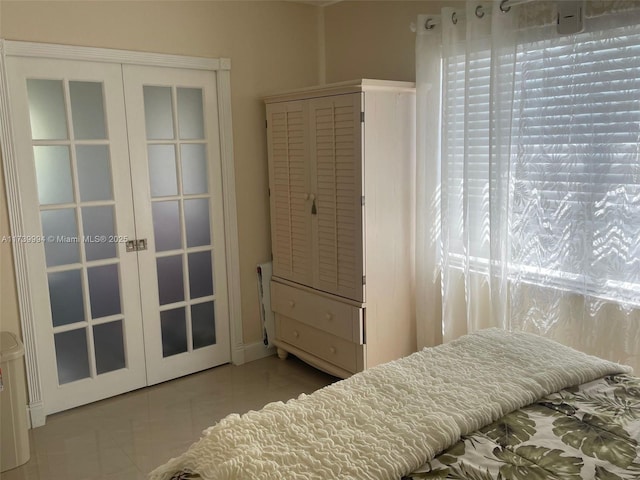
[309,93,364,302]
[266,101,313,286]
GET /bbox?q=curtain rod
[419,0,537,30]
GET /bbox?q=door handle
[126,238,148,252]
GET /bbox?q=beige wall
[0,0,452,354]
[324,1,458,83]
[0,0,320,346]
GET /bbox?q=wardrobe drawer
[271,281,363,343]
[276,315,358,373]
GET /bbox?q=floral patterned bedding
[167,374,640,480]
[406,374,640,480]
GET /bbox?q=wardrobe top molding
[263,79,415,104]
[0,40,231,71]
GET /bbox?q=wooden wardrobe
[264,80,416,378]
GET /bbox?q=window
[443,19,640,306]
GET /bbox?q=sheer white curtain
[416,1,640,372]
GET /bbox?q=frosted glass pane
[148,145,178,197]
[93,320,125,375]
[88,264,121,318]
[184,199,210,247]
[143,86,174,140]
[76,145,113,202]
[34,146,74,205]
[177,88,204,140]
[192,301,216,349]
[82,206,116,261]
[55,328,90,385]
[48,269,84,327]
[152,201,181,251]
[188,250,213,299]
[157,255,184,305]
[160,307,187,357]
[27,79,68,140]
[181,144,208,195]
[69,81,106,140]
[41,209,80,267]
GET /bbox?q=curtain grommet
[500,0,511,13]
[425,18,436,30]
[475,5,485,18]
[452,11,458,25]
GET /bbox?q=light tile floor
[1,355,336,480]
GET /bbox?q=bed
[149,329,639,480]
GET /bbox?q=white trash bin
[0,331,30,472]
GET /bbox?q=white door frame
[0,39,244,428]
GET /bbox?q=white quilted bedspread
[149,328,631,480]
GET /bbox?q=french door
[124,65,230,385]
[6,57,230,414]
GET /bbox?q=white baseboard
[243,341,276,363]
[231,343,245,366]
[28,401,46,428]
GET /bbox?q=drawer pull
[293,330,300,338]
[329,346,336,354]
[325,313,333,321]
[288,300,296,308]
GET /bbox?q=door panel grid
[143,84,217,359]
[27,77,128,386]
[124,65,230,386]
[6,56,230,414]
